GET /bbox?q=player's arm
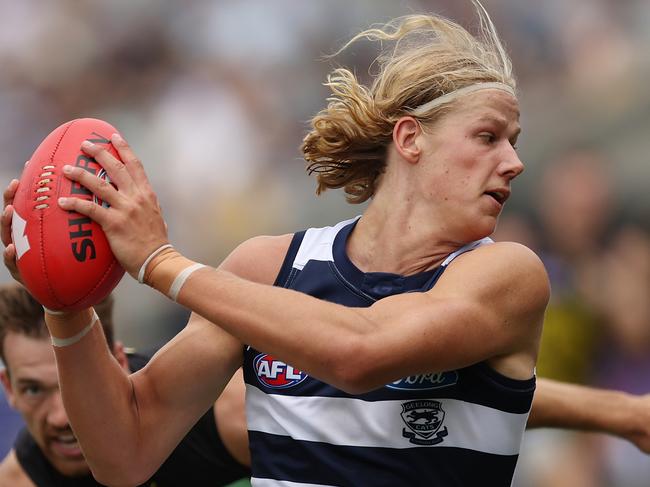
[46,310,241,486]
[529,378,650,453]
[44,234,286,485]
[60,137,548,392]
[214,368,250,467]
[174,241,549,393]
[0,450,35,487]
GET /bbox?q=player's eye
[478,132,496,144]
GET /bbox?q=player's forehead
[3,333,57,382]
[451,89,520,127]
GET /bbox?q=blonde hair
[302,0,515,203]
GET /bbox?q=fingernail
[81,140,95,149]
[58,197,68,205]
[112,133,124,144]
[62,165,73,174]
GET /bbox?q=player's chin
[465,215,498,242]
[49,454,90,478]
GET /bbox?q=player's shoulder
[440,240,550,306]
[455,240,546,276]
[219,233,294,284]
[0,450,34,487]
[474,240,545,270]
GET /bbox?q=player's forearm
[172,266,377,392]
[529,378,640,438]
[46,310,145,484]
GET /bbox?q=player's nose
[46,392,70,429]
[498,144,524,181]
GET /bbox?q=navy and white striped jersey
[243,218,535,486]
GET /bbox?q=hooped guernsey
[243,218,535,487]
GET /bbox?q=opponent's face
[415,89,523,241]
[0,333,89,477]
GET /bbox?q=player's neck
[347,200,460,276]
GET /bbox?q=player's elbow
[93,469,153,487]
[90,458,157,487]
[329,336,384,395]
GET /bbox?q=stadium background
[1,1,649,485]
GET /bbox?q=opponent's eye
[20,383,43,398]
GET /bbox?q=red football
[11,118,125,311]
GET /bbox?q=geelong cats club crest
[400,400,449,445]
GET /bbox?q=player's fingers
[62,164,123,209]
[1,204,14,248]
[57,195,110,227]
[3,243,22,285]
[110,133,150,186]
[3,179,19,208]
[80,141,133,191]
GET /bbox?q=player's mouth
[483,188,510,206]
[49,432,83,458]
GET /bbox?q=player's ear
[111,341,130,373]
[0,368,16,407]
[392,116,422,164]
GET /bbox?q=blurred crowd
[1,1,649,485]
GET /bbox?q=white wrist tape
[138,244,173,283]
[43,306,65,315]
[50,310,99,348]
[169,263,206,301]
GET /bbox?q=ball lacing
[34,165,56,210]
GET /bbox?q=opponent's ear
[0,368,16,407]
[392,116,422,164]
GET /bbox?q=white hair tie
[409,82,515,116]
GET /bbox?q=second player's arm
[530,378,650,453]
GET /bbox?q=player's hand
[2,177,23,284]
[57,134,169,279]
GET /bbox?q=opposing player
[0,284,250,486]
[1,2,647,486]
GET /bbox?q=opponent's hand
[2,177,23,284]
[57,134,169,279]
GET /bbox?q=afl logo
[254,353,308,389]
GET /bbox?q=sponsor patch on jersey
[254,353,308,389]
[400,399,449,445]
[386,371,458,391]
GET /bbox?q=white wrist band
[43,306,65,315]
[169,263,206,301]
[51,310,99,348]
[138,244,173,283]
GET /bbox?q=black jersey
[14,353,250,486]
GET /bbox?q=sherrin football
[11,118,125,311]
